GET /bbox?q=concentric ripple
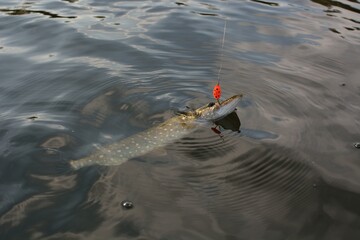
[178,140,319,235]
[0,0,359,238]
[170,128,238,161]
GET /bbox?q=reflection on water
[215,111,241,132]
[311,0,360,40]
[0,0,360,239]
[312,0,360,14]
[251,0,279,7]
[0,8,76,19]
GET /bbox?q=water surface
[0,0,360,239]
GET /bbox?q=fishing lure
[211,125,224,141]
[213,83,221,102]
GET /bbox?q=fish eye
[208,102,215,107]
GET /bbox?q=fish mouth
[196,94,243,122]
[220,94,243,107]
[214,94,243,120]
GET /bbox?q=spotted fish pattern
[70,95,242,169]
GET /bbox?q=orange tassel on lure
[213,83,221,102]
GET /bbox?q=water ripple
[0,0,360,238]
[180,143,319,233]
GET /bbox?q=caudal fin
[46,151,73,175]
[53,159,73,175]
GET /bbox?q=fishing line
[213,0,228,103]
[217,16,227,83]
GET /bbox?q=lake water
[0,0,360,239]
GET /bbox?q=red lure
[213,83,221,101]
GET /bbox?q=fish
[69,95,242,169]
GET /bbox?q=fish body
[70,95,242,169]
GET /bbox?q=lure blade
[213,83,221,100]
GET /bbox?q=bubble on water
[121,200,134,210]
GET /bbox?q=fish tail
[54,160,73,175]
[37,149,73,175]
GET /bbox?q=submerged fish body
[70,115,197,169]
[70,95,242,169]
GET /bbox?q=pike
[70,95,242,169]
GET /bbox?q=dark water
[1,0,360,239]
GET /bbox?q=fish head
[194,94,243,122]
